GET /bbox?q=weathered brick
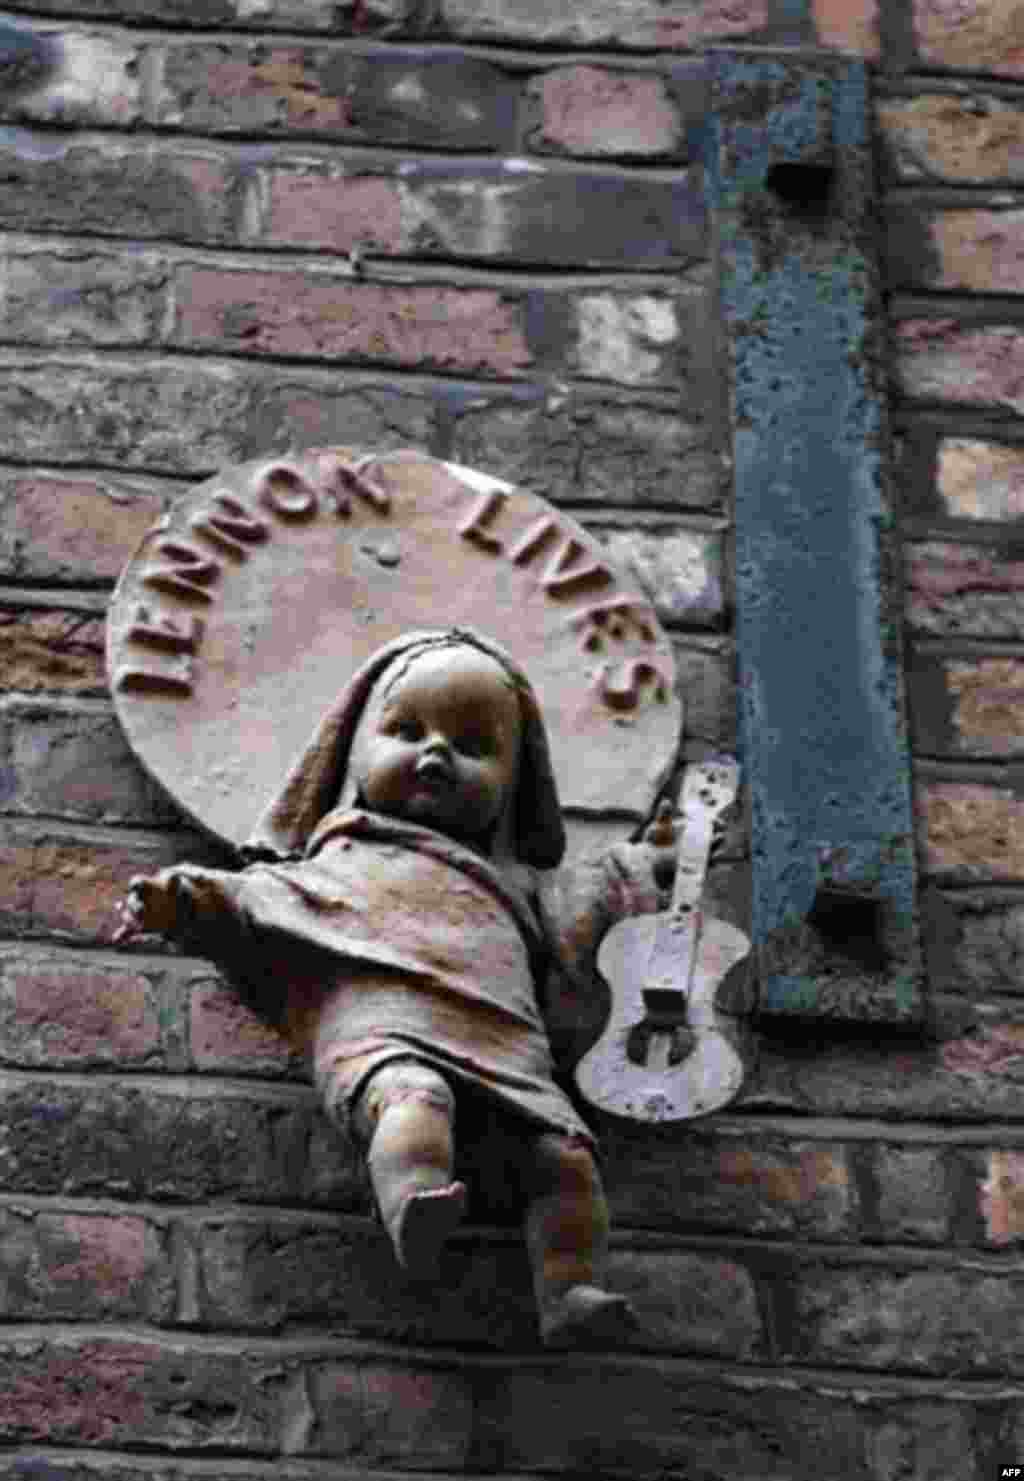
[671,639,737,749]
[7,26,143,128]
[598,526,725,629]
[0,947,163,1067]
[0,354,435,475]
[896,317,1024,414]
[393,163,705,270]
[171,266,533,375]
[890,206,1024,294]
[5,701,175,824]
[150,41,517,148]
[790,1262,1024,1374]
[925,892,1024,998]
[914,0,1024,76]
[0,130,236,243]
[0,606,107,696]
[867,1402,982,1481]
[0,1333,280,1450]
[0,819,202,943]
[0,241,166,348]
[436,0,771,49]
[879,93,1024,183]
[917,780,1024,882]
[448,391,723,510]
[471,1363,870,1478]
[680,1135,857,1240]
[0,468,169,583]
[527,65,683,158]
[753,1011,1024,1122]
[812,0,880,55]
[873,1146,952,1243]
[190,978,301,1076]
[905,542,1024,637]
[936,436,1024,521]
[0,1074,361,1207]
[909,655,1024,758]
[0,1206,173,1321]
[308,1360,473,1465]
[575,289,684,386]
[980,1148,1024,1245]
[191,1210,762,1356]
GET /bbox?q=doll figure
[118,629,674,1347]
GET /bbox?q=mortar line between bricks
[0,585,108,613]
[1,1318,1022,1396]
[0,1190,1021,1271]
[0,124,700,181]
[892,292,1024,318]
[3,1058,1023,1142]
[0,226,706,281]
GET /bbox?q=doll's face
[352,646,521,848]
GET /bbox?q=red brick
[260,168,406,253]
[980,1149,1024,1246]
[529,66,682,158]
[896,318,1024,414]
[0,820,196,943]
[914,0,1024,76]
[917,780,1024,882]
[0,948,162,1067]
[812,0,880,55]
[690,1138,857,1239]
[879,94,1024,184]
[936,437,1024,521]
[172,266,532,374]
[906,542,1024,638]
[0,606,107,696]
[0,469,167,583]
[918,210,1024,293]
[189,979,300,1075]
[0,1334,278,1449]
[0,1207,173,1320]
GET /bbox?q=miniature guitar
[575,759,748,1122]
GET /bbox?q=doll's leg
[523,1133,635,1347]
[355,1060,467,1279]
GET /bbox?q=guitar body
[576,912,747,1122]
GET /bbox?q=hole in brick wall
[765,162,833,222]
[807,888,887,973]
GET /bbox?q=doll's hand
[112,873,179,943]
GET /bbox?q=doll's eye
[457,731,492,757]
[392,718,423,741]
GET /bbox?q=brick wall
[0,0,1021,1477]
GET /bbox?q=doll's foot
[393,1180,467,1280]
[539,1285,637,1348]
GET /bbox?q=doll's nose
[417,734,454,771]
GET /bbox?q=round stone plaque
[107,448,682,850]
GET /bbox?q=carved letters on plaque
[117,457,672,718]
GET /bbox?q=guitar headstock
[680,757,740,831]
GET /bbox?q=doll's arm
[538,804,677,985]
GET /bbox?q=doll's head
[246,628,566,870]
[349,642,521,852]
